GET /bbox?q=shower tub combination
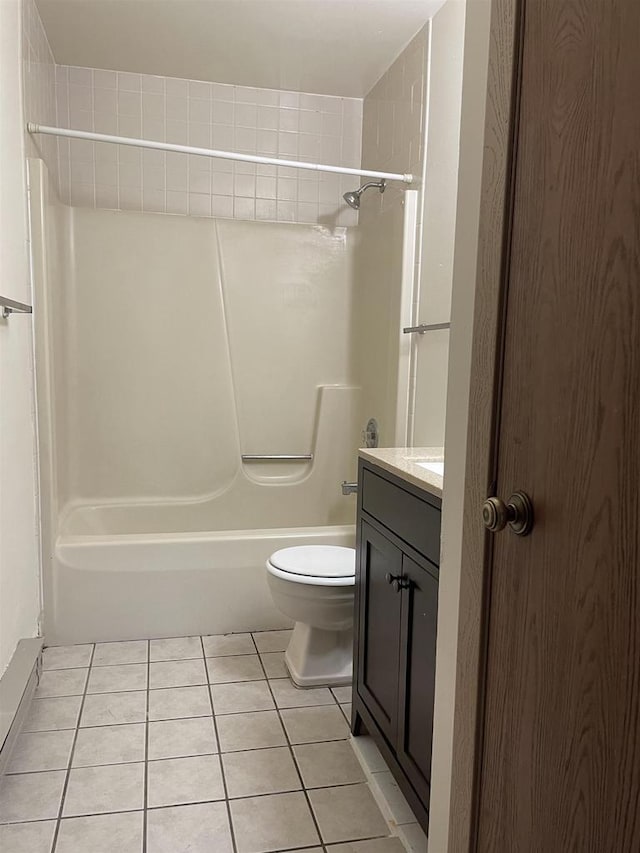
[29,156,417,645]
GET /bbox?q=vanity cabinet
[353,458,441,831]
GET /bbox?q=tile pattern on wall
[22,0,58,183]
[0,631,426,852]
[360,27,428,223]
[52,66,362,226]
[359,26,431,442]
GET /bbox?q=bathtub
[51,524,355,645]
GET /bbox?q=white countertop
[358,446,444,499]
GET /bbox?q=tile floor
[0,631,426,853]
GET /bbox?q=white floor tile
[93,641,148,666]
[13,636,407,853]
[146,801,233,853]
[62,762,145,816]
[280,706,349,744]
[0,820,56,853]
[252,630,292,653]
[210,680,275,714]
[7,730,75,773]
[259,652,287,678]
[148,716,218,760]
[72,723,145,766]
[149,659,207,689]
[0,770,65,823]
[43,645,93,671]
[230,790,320,853]
[147,754,225,807]
[150,636,203,661]
[222,746,301,798]
[80,691,147,727]
[269,678,334,709]
[205,654,263,684]
[328,839,407,852]
[216,710,287,753]
[147,685,212,721]
[202,633,255,657]
[87,664,147,694]
[293,740,365,788]
[35,669,88,699]
[56,811,143,853]
[22,696,82,732]
[308,783,390,844]
[331,686,352,704]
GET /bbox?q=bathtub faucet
[341,481,358,496]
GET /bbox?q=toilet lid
[269,545,355,579]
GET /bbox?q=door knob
[385,572,410,592]
[482,491,534,536]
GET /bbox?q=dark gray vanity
[352,450,443,832]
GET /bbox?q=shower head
[343,179,386,210]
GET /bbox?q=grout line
[252,634,327,851]
[2,736,362,778]
[9,634,385,851]
[142,639,150,853]
[200,636,239,853]
[49,642,96,853]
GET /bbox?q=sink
[415,460,444,476]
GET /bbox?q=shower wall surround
[355,26,430,446]
[53,65,362,226]
[22,0,58,182]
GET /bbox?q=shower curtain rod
[27,123,414,184]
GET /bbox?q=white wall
[0,0,42,675]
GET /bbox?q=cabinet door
[397,554,438,806]
[357,520,403,745]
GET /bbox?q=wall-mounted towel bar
[241,454,314,463]
[1,296,33,320]
[403,322,451,335]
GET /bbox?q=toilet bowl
[266,545,355,688]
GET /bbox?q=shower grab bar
[241,454,313,463]
[1,296,33,319]
[26,124,414,185]
[403,322,451,334]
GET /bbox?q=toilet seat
[267,545,355,587]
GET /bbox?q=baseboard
[0,637,43,776]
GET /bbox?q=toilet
[266,545,355,688]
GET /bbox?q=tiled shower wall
[22,0,58,184]
[360,26,428,225]
[359,26,431,444]
[52,66,362,226]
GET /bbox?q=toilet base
[284,621,353,688]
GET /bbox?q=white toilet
[266,545,355,688]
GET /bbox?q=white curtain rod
[27,123,414,184]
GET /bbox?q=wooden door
[357,520,403,745]
[476,1,640,850]
[397,554,438,807]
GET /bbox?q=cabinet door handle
[385,573,411,593]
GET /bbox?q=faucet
[341,481,358,496]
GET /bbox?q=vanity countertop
[358,446,444,499]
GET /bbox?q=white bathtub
[51,524,355,645]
